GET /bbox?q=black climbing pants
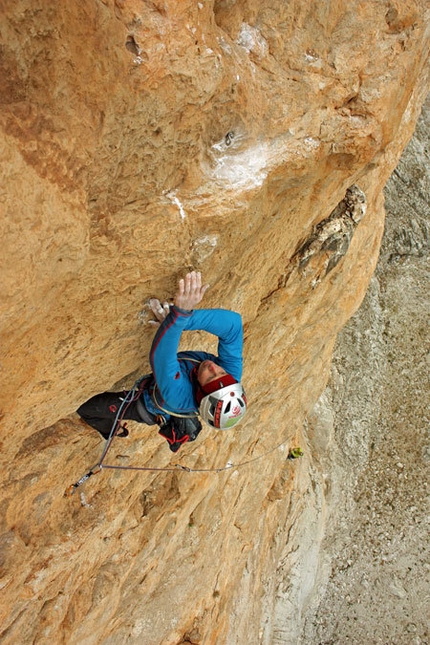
[77,391,157,439]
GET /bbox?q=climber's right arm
[149,272,243,407]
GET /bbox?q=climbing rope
[101,440,303,475]
[65,379,304,497]
[65,378,147,496]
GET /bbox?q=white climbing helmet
[199,382,247,429]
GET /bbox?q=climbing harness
[65,378,304,497]
[152,386,198,419]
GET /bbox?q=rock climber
[77,271,247,452]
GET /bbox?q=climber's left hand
[148,299,171,326]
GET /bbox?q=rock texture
[0,2,429,643]
[298,98,429,645]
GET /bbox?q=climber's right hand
[174,271,209,311]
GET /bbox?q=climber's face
[197,360,227,387]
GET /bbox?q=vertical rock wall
[0,1,428,643]
[272,98,430,645]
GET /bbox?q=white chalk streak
[210,142,269,190]
[167,191,186,219]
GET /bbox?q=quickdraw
[64,466,101,497]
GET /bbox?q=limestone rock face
[0,1,428,643]
[273,98,430,645]
[307,99,429,644]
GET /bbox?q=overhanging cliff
[0,1,428,643]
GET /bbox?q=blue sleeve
[150,307,243,410]
[183,309,243,380]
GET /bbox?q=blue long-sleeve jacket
[142,306,243,417]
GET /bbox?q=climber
[77,271,247,452]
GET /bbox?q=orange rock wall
[0,1,428,643]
